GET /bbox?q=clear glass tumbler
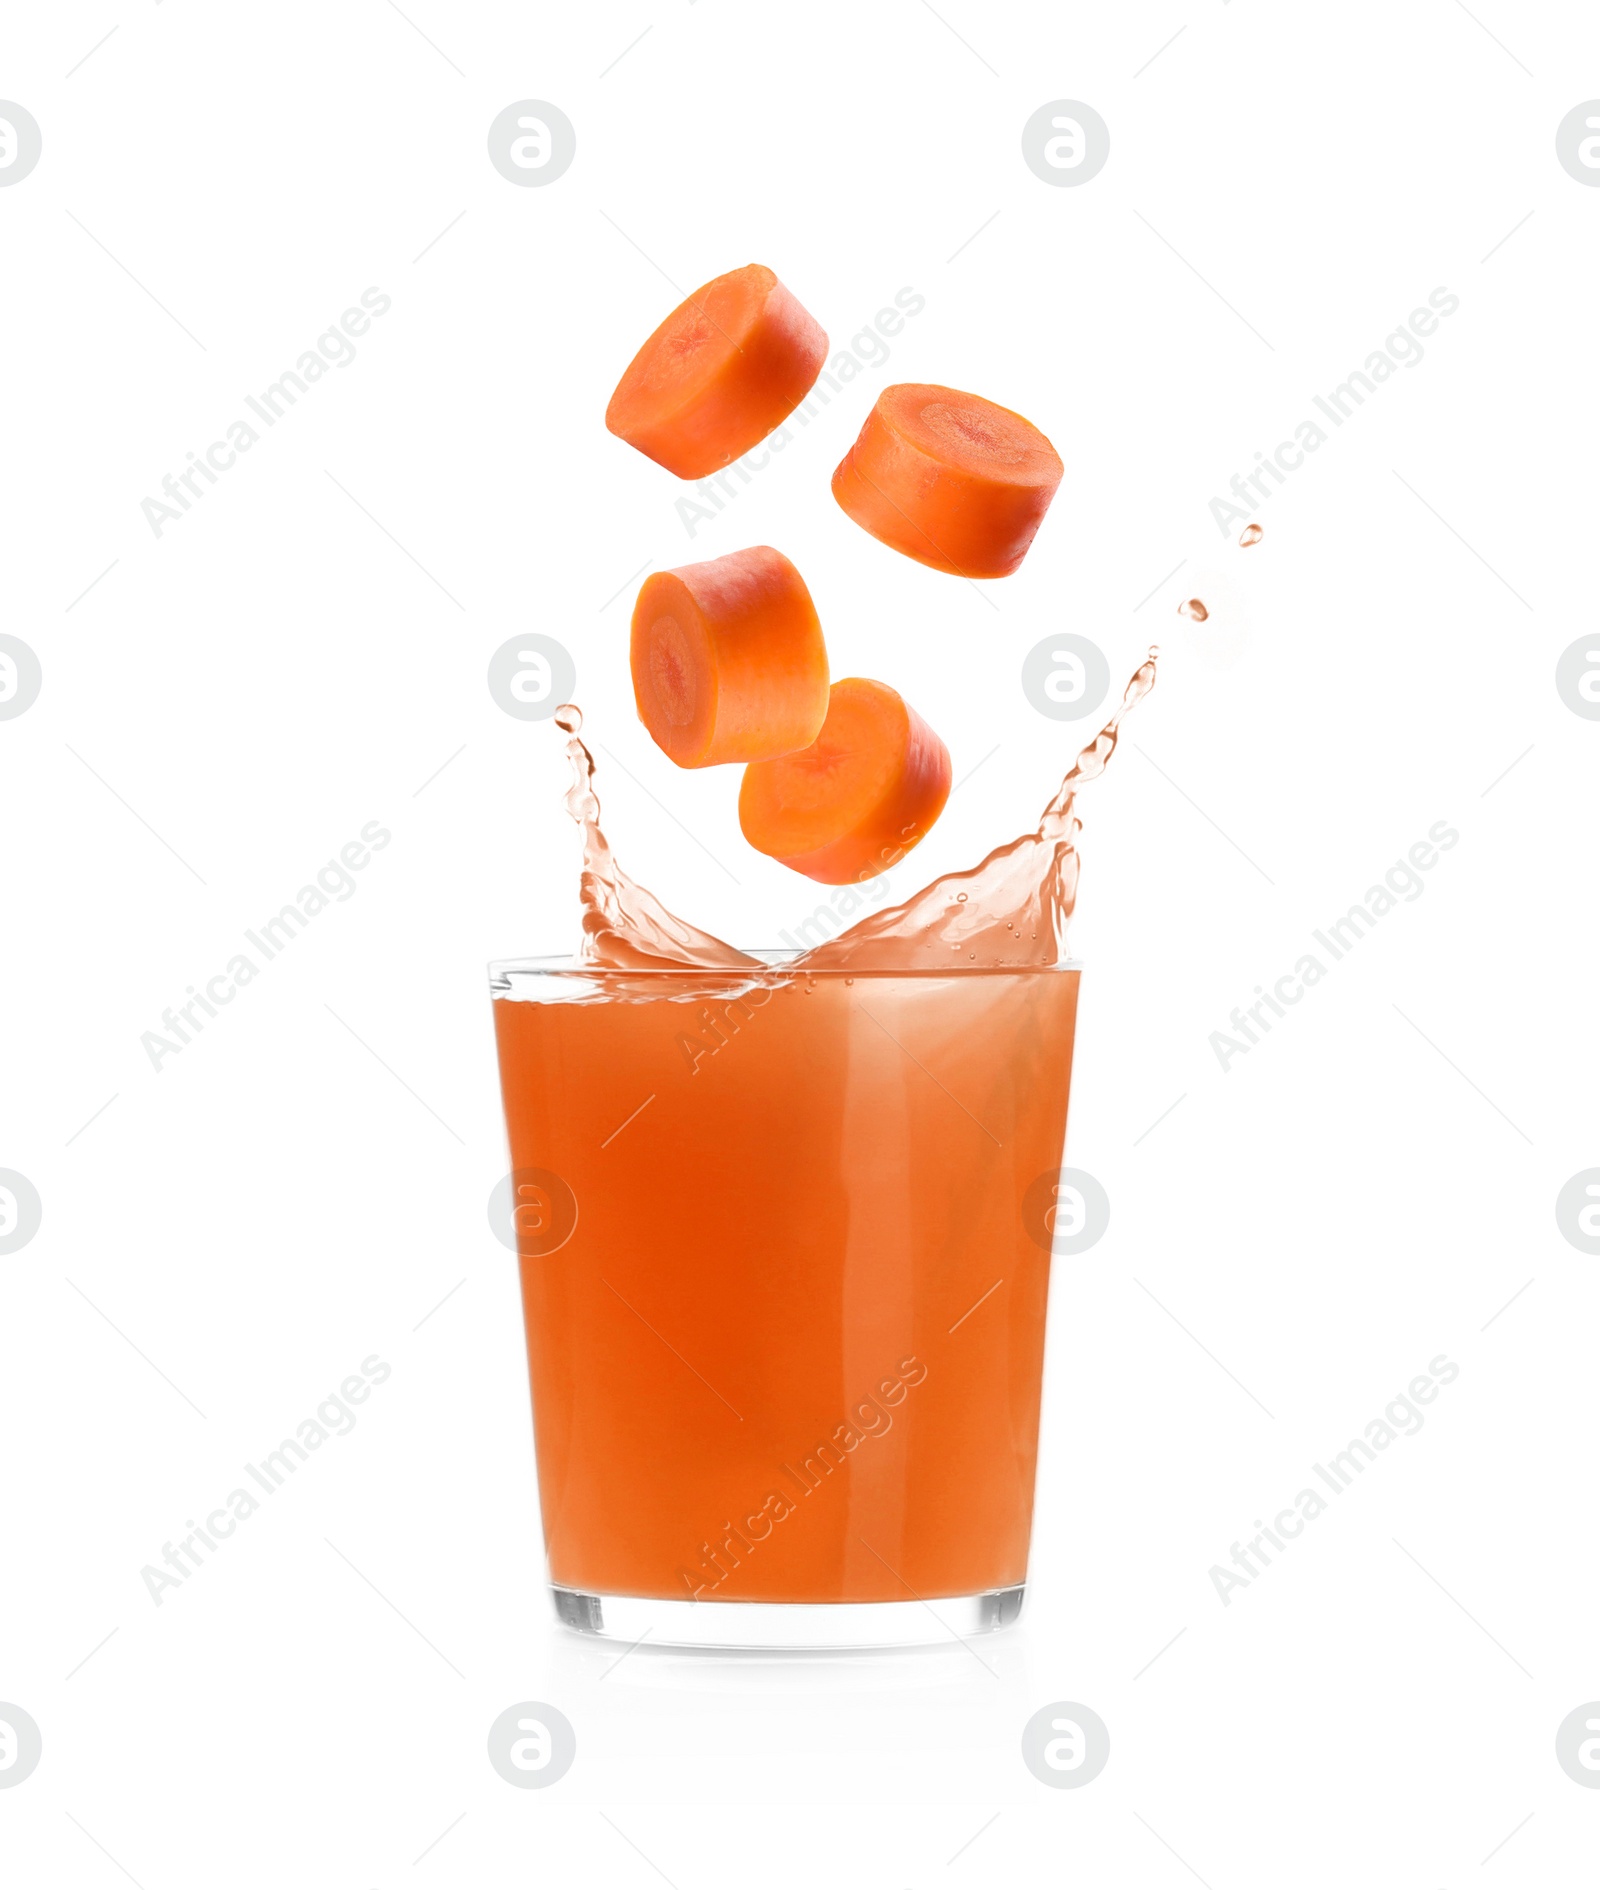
[489,953,1081,1649]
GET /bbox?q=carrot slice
[738,679,952,885]
[631,546,830,768]
[606,264,828,479]
[831,382,1063,578]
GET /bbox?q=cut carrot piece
[606,264,828,479]
[631,546,830,769]
[738,679,952,885]
[831,383,1063,578]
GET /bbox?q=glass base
[552,1583,1025,1649]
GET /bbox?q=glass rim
[490,951,1082,983]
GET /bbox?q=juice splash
[559,652,1158,972]
[557,706,756,972]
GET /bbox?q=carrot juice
[492,959,1078,1615]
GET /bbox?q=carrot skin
[631,546,829,768]
[738,679,952,886]
[607,266,828,479]
[832,383,1063,578]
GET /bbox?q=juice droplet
[1178,598,1209,622]
[956,892,968,903]
[554,703,582,735]
[1239,523,1264,547]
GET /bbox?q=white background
[3,2,1598,1884]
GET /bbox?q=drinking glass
[489,953,1081,1649]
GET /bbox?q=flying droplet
[555,704,582,734]
[1178,598,1209,622]
[1239,522,1264,547]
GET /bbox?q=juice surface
[493,965,1078,1603]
